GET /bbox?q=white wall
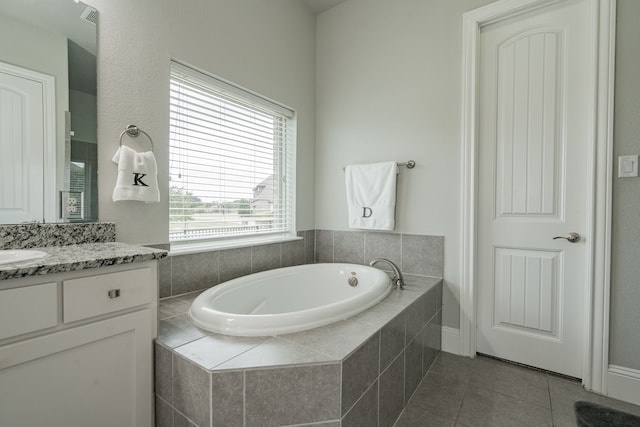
[89,0,316,244]
[0,14,69,204]
[315,0,494,328]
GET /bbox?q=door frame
[460,0,616,393]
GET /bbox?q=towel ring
[119,124,154,152]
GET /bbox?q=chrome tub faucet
[369,258,405,290]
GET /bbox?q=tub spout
[369,258,404,290]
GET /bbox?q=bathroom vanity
[0,241,165,427]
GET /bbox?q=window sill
[168,234,302,256]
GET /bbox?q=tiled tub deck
[155,276,442,427]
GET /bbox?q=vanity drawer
[63,267,153,323]
[0,283,58,340]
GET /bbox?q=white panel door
[477,0,592,378]
[0,65,45,223]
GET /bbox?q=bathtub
[189,263,393,336]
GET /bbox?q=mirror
[0,0,98,223]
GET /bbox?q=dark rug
[575,401,640,426]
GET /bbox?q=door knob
[553,232,581,243]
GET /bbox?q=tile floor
[395,352,640,426]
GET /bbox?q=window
[169,62,296,248]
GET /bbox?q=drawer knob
[107,289,121,299]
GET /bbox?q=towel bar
[343,160,415,171]
[119,124,154,152]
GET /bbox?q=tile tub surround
[155,276,442,427]
[315,230,444,278]
[158,230,443,299]
[0,242,167,280]
[158,230,315,298]
[0,222,116,249]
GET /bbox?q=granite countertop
[0,242,167,280]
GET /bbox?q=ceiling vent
[80,6,98,25]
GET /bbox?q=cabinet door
[0,309,153,427]
[0,282,57,340]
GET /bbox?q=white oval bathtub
[189,263,392,336]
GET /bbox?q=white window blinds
[169,62,295,244]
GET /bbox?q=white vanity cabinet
[0,261,158,427]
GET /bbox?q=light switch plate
[618,155,639,178]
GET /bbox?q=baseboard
[441,326,460,355]
[607,365,640,406]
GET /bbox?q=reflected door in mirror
[0,62,55,223]
[0,0,98,224]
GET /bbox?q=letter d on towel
[345,161,397,230]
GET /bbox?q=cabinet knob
[107,289,121,299]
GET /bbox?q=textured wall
[610,0,640,370]
[89,0,317,245]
